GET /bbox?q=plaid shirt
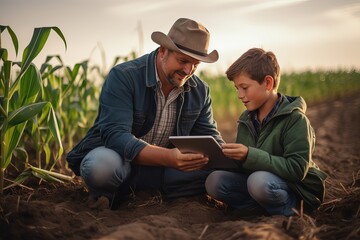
[249,93,283,139]
[141,72,183,147]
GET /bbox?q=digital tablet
[169,135,239,169]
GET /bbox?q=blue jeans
[80,146,210,200]
[205,170,298,216]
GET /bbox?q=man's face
[158,48,200,88]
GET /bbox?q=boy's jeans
[80,146,210,200]
[205,170,298,216]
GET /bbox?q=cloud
[106,0,178,16]
[216,0,310,13]
[324,2,360,19]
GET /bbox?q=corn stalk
[0,26,67,193]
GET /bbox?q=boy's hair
[226,48,280,89]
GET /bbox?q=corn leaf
[66,64,81,81]
[41,55,64,70]
[1,60,12,96]
[41,65,63,80]
[44,82,61,109]
[1,60,12,120]
[15,147,29,165]
[12,168,32,186]
[30,165,73,182]
[22,27,66,67]
[43,143,51,167]
[9,27,66,98]
[48,107,63,157]
[0,25,19,56]
[0,48,8,61]
[62,62,83,98]
[3,122,27,168]
[31,170,64,183]
[50,27,67,50]
[18,63,42,107]
[7,102,47,128]
[21,28,51,71]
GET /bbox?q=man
[66,18,223,209]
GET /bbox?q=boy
[205,48,327,216]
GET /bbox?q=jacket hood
[279,95,307,115]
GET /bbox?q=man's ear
[158,46,166,57]
[264,75,274,90]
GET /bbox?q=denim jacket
[66,49,223,175]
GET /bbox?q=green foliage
[280,70,360,104]
[200,71,245,120]
[0,25,138,192]
[0,26,67,193]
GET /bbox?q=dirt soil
[1,93,360,240]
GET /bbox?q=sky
[1,0,360,74]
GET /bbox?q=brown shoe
[87,195,110,210]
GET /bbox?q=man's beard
[166,71,190,87]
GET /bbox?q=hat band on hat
[174,43,207,57]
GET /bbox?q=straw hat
[151,18,218,63]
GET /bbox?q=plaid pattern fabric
[141,80,183,147]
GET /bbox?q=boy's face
[233,73,272,112]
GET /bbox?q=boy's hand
[169,148,209,172]
[221,143,249,161]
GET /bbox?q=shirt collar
[249,93,283,125]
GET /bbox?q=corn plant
[0,26,71,193]
[39,57,100,154]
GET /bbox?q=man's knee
[80,146,130,188]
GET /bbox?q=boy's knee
[247,171,291,205]
[205,171,227,198]
[247,171,274,202]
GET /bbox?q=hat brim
[151,32,218,63]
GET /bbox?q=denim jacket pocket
[179,110,200,134]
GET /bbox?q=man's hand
[134,145,208,171]
[168,148,209,171]
[222,143,249,161]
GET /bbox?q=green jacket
[236,95,327,211]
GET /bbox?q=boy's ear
[264,75,274,90]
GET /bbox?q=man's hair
[226,48,280,89]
